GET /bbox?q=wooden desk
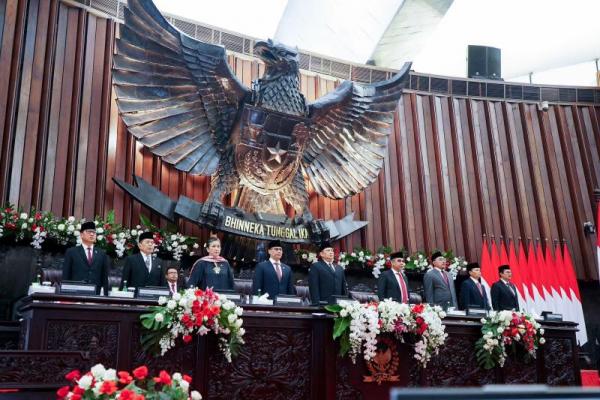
[17,294,580,399]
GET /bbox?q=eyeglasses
[83,230,97,234]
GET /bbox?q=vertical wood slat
[0,0,28,203]
[0,0,599,279]
[8,0,39,206]
[31,0,59,208]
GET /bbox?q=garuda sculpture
[113,0,411,243]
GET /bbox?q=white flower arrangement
[476,310,544,369]
[327,300,447,368]
[0,204,198,261]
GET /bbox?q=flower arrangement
[475,310,544,369]
[404,251,429,272]
[57,363,202,399]
[338,248,373,267]
[0,204,199,260]
[326,300,447,368]
[443,250,468,280]
[294,248,318,265]
[140,288,245,363]
[294,245,469,280]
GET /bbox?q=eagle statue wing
[112,0,250,175]
[302,62,411,199]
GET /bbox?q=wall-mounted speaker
[467,45,501,80]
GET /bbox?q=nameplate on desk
[446,309,467,316]
[137,287,170,299]
[251,295,273,305]
[542,311,563,321]
[109,290,135,298]
[217,292,242,303]
[275,295,304,306]
[467,308,487,317]
[28,284,56,295]
[335,298,359,306]
[60,282,96,296]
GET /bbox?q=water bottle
[123,280,128,292]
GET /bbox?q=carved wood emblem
[362,336,400,384]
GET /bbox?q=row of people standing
[423,251,520,311]
[61,222,519,311]
[63,222,185,295]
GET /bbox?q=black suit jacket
[62,245,110,295]
[252,260,294,299]
[120,253,164,289]
[377,269,410,303]
[164,278,185,295]
[308,261,347,305]
[459,278,490,310]
[491,280,520,311]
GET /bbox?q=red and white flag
[480,238,494,305]
[528,241,546,314]
[544,242,561,313]
[508,240,524,298]
[554,243,575,330]
[563,243,588,345]
[480,239,495,287]
[517,240,534,312]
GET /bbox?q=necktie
[274,262,282,281]
[329,263,335,273]
[145,256,151,272]
[507,282,516,297]
[397,272,409,303]
[477,281,483,296]
[86,247,93,265]
[440,270,449,286]
[170,283,176,294]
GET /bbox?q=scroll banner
[113,176,368,244]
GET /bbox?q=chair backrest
[349,291,378,303]
[233,279,253,295]
[41,268,62,284]
[409,292,423,304]
[294,285,310,302]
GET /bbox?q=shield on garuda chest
[235,105,310,195]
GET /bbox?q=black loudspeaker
[467,45,501,80]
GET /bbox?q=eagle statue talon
[199,200,224,225]
[308,219,329,243]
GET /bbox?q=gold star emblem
[267,141,287,164]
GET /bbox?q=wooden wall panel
[0,0,599,280]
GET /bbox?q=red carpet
[582,370,600,387]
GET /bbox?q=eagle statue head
[254,39,299,77]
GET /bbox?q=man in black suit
[459,262,490,311]
[62,221,110,295]
[377,250,411,303]
[164,266,183,295]
[491,265,520,311]
[251,240,294,299]
[308,242,348,306]
[120,231,164,290]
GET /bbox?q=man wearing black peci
[308,242,348,305]
[120,231,164,290]
[459,262,490,311]
[377,250,411,303]
[62,221,110,295]
[423,251,458,309]
[491,265,520,311]
[252,240,294,299]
